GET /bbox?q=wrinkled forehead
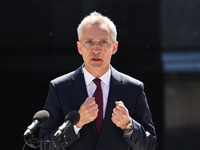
[81,23,112,40]
[84,23,111,32]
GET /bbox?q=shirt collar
[83,67,111,86]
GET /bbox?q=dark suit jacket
[39,65,157,150]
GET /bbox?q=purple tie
[93,78,103,136]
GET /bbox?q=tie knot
[93,78,101,87]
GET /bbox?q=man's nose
[92,43,101,52]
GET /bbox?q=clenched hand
[111,101,131,129]
[76,97,98,128]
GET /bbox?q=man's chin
[91,63,103,68]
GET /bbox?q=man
[39,12,157,150]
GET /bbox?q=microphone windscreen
[65,111,80,125]
[33,110,50,126]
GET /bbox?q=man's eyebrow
[84,37,110,41]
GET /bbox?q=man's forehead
[84,23,110,31]
[81,24,111,39]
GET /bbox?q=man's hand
[111,101,131,129]
[76,97,98,128]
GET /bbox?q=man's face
[77,23,118,77]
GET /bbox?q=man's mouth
[92,58,101,61]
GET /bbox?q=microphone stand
[23,127,72,150]
[44,140,50,150]
[23,134,52,150]
[23,134,68,150]
[53,133,71,150]
[23,134,39,149]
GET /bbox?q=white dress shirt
[83,67,111,118]
[74,67,111,134]
[74,67,132,138]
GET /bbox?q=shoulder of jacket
[51,71,75,85]
[120,72,144,87]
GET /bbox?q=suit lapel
[97,67,125,147]
[72,66,87,107]
[103,67,124,124]
[72,65,97,137]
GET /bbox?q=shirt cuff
[73,125,81,137]
[124,130,133,139]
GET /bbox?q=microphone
[54,111,80,137]
[24,110,50,137]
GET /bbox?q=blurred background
[0,0,200,150]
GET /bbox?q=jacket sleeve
[123,83,157,150]
[39,81,79,150]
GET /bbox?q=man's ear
[77,41,82,55]
[112,41,118,55]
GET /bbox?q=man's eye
[101,40,107,44]
[87,40,93,44]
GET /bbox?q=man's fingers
[113,107,120,114]
[115,101,124,105]
[114,101,125,112]
[85,97,95,103]
[84,97,96,106]
[112,100,131,129]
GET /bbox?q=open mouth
[92,58,101,61]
